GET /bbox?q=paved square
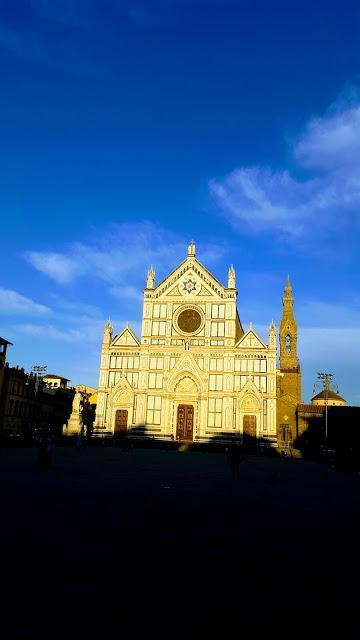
[1,446,360,637]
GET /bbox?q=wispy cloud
[25,252,83,284]
[25,221,226,292]
[0,288,50,316]
[209,96,360,241]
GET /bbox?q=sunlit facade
[94,242,280,443]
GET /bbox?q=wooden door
[176,405,194,441]
[243,414,256,443]
[115,409,128,434]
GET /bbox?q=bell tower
[280,276,298,370]
[277,276,302,445]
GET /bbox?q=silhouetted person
[228,442,242,480]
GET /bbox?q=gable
[154,258,226,301]
[236,328,267,350]
[112,325,140,347]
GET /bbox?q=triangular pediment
[110,375,134,404]
[167,352,206,392]
[235,327,267,350]
[112,324,140,347]
[164,285,182,297]
[154,257,226,300]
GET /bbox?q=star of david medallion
[182,279,197,295]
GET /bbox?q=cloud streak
[0,288,50,316]
[25,221,226,292]
[209,98,360,241]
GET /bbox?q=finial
[187,240,196,257]
[146,265,155,289]
[103,318,113,344]
[228,264,236,288]
[249,321,253,330]
[104,317,113,332]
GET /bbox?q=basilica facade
[94,242,300,444]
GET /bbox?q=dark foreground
[1,446,360,638]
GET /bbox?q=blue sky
[1,0,360,403]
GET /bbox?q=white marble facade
[94,242,277,443]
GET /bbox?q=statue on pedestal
[63,390,83,436]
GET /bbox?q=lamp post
[317,372,333,447]
[32,366,47,437]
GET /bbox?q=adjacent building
[0,337,12,403]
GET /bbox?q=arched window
[286,335,291,353]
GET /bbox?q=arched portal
[240,393,261,443]
[171,374,200,442]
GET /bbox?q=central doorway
[115,409,128,434]
[176,405,194,441]
[243,414,256,444]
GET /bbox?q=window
[110,356,140,369]
[211,322,225,337]
[132,396,138,424]
[149,357,164,370]
[260,359,267,373]
[148,373,163,389]
[263,401,268,431]
[234,375,247,391]
[209,358,223,371]
[254,360,260,373]
[209,374,223,391]
[286,335,291,353]
[211,304,225,319]
[153,304,167,318]
[146,396,162,424]
[126,372,139,387]
[152,321,166,336]
[208,398,222,428]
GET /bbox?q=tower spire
[280,275,298,370]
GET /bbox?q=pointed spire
[187,240,196,257]
[146,265,155,289]
[103,318,113,345]
[104,317,113,332]
[228,264,236,288]
[283,274,294,304]
[268,320,276,347]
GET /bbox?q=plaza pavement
[1,445,360,637]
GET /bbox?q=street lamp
[317,372,333,446]
[32,365,47,393]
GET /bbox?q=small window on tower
[286,335,291,353]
